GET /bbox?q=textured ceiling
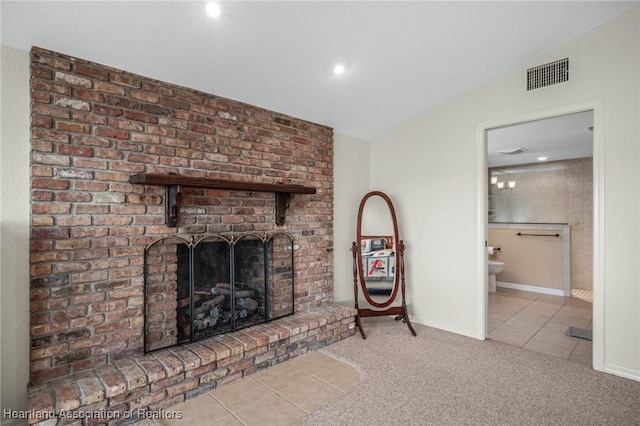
[1,1,637,142]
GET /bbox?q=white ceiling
[487,110,594,168]
[1,1,637,143]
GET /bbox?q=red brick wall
[29,47,334,384]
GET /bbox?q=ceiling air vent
[526,58,569,91]
[498,147,527,155]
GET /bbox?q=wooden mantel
[129,173,317,226]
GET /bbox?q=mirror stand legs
[355,314,367,339]
[394,312,417,336]
[354,304,416,339]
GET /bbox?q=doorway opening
[477,101,604,372]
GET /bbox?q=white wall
[333,133,370,304]
[0,45,31,420]
[370,8,639,380]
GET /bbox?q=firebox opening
[178,237,266,342]
[144,233,295,353]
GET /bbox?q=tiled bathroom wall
[489,157,593,291]
[567,158,593,291]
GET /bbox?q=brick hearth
[28,305,355,425]
[28,46,350,421]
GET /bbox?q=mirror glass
[357,192,400,308]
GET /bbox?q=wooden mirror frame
[352,191,416,339]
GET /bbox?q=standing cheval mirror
[352,191,416,338]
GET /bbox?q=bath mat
[571,288,593,301]
[565,327,592,341]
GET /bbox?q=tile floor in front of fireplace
[145,351,360,426]
[488,287,593,367]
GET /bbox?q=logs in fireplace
[144,233,295,352]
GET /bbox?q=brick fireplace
[28,47,355,422]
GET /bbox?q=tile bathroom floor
[157,350,360,426]
[488,287,593,367]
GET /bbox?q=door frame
[476,99,604,372]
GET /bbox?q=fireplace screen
[143,232,295,353]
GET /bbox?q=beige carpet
[298,316,640,426]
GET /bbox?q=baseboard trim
[604,363,640,382]
[497,281,565,297]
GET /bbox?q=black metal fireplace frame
[143,232,295,353]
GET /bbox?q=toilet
[488,260,505,292]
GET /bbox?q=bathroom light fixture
[206,2,222,18]
[496,180,516,190]
[491,171,514,190]
[538,156,548,161]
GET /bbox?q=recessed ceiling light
[538,157,548,161]
[206,2,222,18]
[333,63,346,75]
